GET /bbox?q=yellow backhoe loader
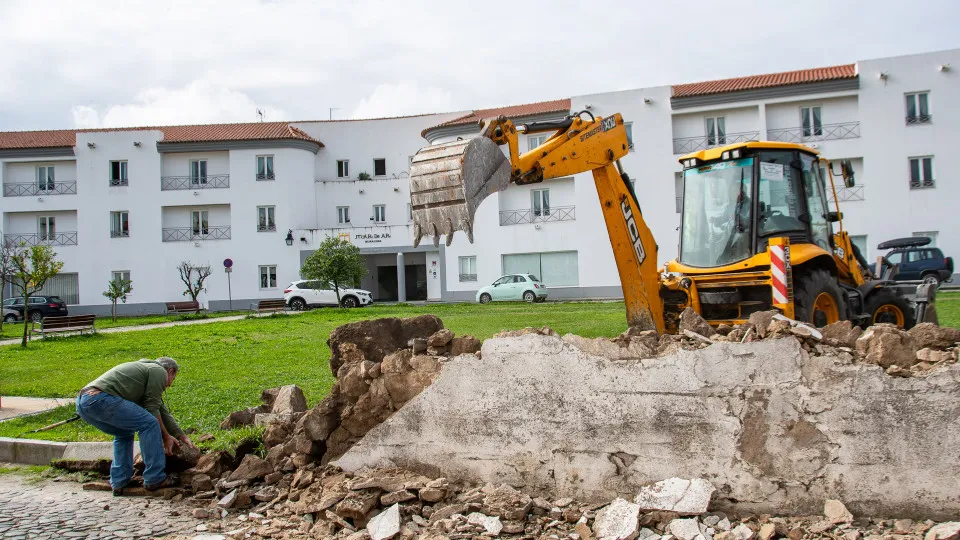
[408,111,936,332]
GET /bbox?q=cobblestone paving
[0,473,203,539]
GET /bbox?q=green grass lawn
[1,294,956,444]
[0,310,251,341]
[0,301,629,442]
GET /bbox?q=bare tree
[0,238,15,331]
[178,261,212,314]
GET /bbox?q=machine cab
[676,142,836,270]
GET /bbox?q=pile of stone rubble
[74,313,959,539]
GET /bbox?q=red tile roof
[672,64,857,98]
[425,98,571,134]
[0,122,323,151]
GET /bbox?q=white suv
[283,280,373,310]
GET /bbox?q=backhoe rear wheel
[864,289,915,330]
[793,269,846,328]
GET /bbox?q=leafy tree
[0,238,15,331]
[102,277,133,322]
[300,236,367,307]
[9,243,64,347]
[178,261,211,313]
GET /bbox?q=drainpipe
[397,252,406,303]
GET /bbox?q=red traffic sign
[223,258,233,268]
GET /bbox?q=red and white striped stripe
[770,245,789,304]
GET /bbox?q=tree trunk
[20,292,28,347]
[333,279,342,308]
[112,300,117,322]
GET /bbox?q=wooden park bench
[31,314,97,339]
[250,298,287,315]
[165,300,203,314]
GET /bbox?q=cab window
[756,151,805,237]
[800,153,831,251]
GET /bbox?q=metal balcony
[672,131,760,155]
[905,115,932,125]
[3,182,78,197]
[4,232,78,247]
[160,174,230,191]
[827,185,865,203]
[459,273,477,282]
[500,205,576,226]
[767,122,860,143]
[909,179,935,190]
[162,226,232,242]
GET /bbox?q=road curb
[0,437,137,465]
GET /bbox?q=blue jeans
[76,392,167,489]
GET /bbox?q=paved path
[0,311,302,348]
[0,397,74,421]
[0,472,203,539]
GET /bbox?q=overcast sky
[1,0,958,132]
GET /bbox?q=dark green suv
[879,237,954,286]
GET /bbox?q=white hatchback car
[283,280,373,310]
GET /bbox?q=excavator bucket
[409,136,511,248]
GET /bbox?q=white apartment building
[0,48,956,314]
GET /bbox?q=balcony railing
[4,232,78,247]
[3,182,78,197]
[827,185,865,203]
[906,114,932,125]
[257,224,277,232]
[767,122,860,143]
[160,174,230,191]
[162,226,232,242]
[110,230,130,238]
[672,131,760,155]
[459,273,477,282]
[256,174,276,181]
[500,205,576,226]
[110,178,129,187]
[909,179,935,190]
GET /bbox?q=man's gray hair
[155,356,179,374]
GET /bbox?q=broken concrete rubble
[634,477,715,515]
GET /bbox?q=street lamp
[285,229,294,246]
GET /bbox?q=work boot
[144,473,180,491]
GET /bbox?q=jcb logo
[620,198,646,265]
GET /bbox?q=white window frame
[373,204,386,223]
[259,265,278,289]
[531,189,550,217]
[190,160,208,185]
[110,161,128,186]
[908,156,935,189]
[905,92,931,124]
[624,122,634,150]
[256,155,275,181]
[112,270,131,283]
[37,166,55,191]
[800,106,823,137]
[527,134,548,152]
[337,206,350,224]
[110,211,130,238]
[191,210,210,237]
[705,116,726,146]
[373,158,387,177]
[257,205,276,232]
[337,160,349,178]
[458,256,477,282]
[38,216,56,241]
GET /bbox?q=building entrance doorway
[377,264,427,301]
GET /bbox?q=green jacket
[86,359,184,437]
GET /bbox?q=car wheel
[921,273,941,286]
[341,296,358,308]
[479,293,492,304]
[4,314,17,322]
[29,311,42,323]
[523,291,536,303]
[289,298,307,311]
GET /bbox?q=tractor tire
[793,269,847,328]
[864,289,916,330]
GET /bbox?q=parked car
[3,295,69,322]
[877,237,954,286]
[476,274,548,304]
[283,280,373,310]
[3,305,20,322]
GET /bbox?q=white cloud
[70,81,287,128]
[350,83,457,120]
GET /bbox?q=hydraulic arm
[409,112,664,332]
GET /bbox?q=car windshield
[680,157,754,267]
